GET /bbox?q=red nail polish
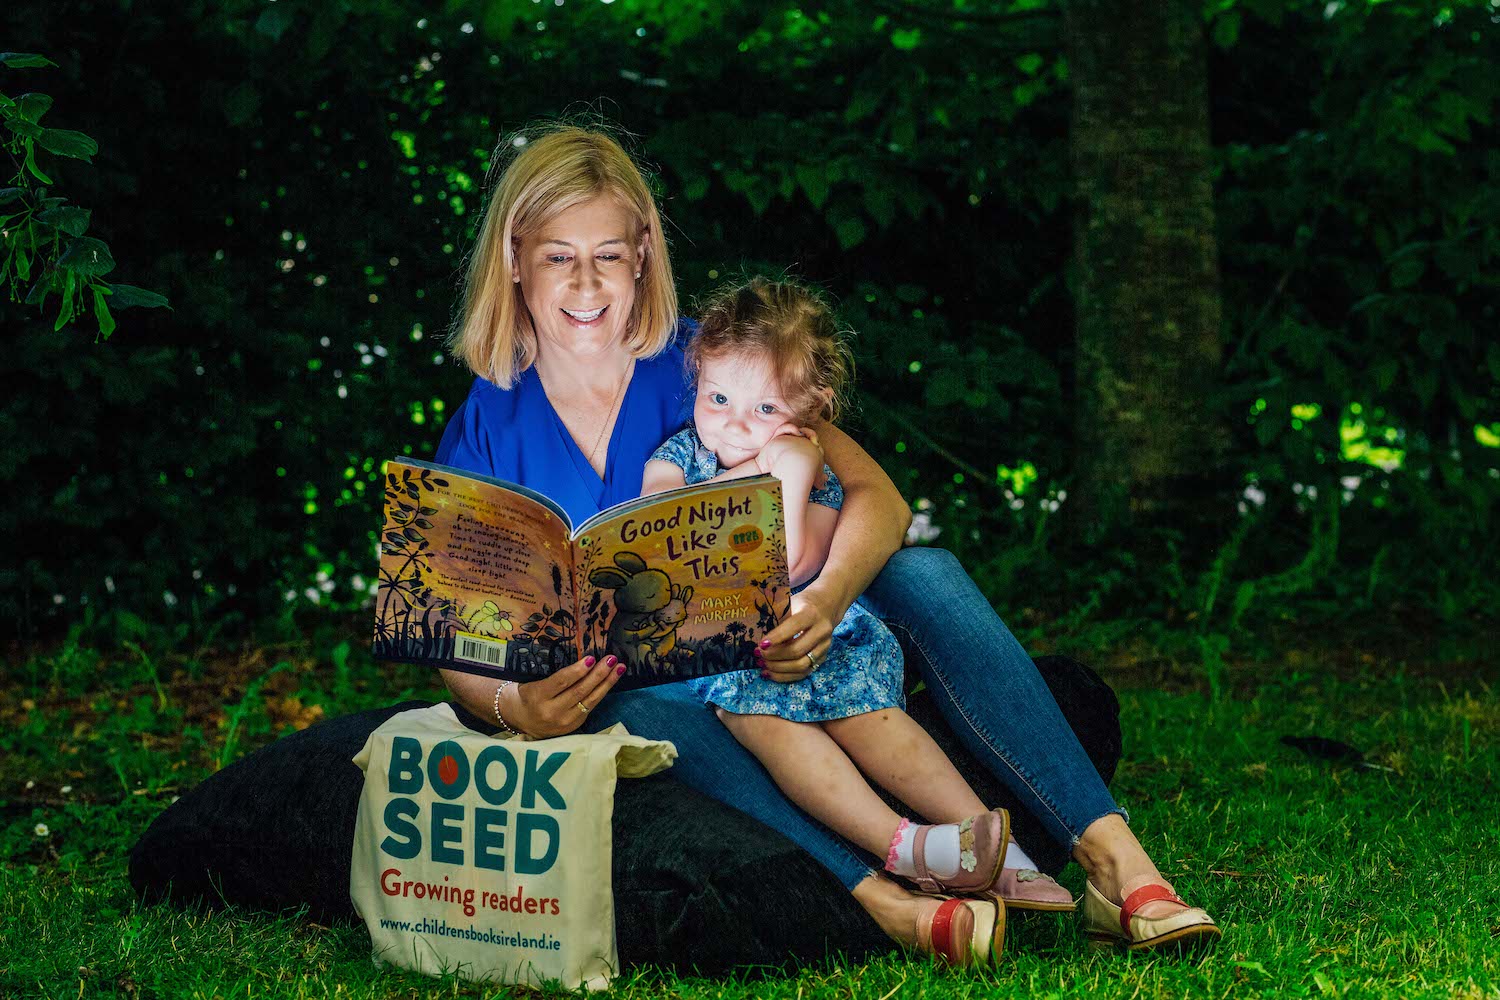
[760,671,771,679]
[616,664,626,676]
[584,656,596,667]
[604,655,617,667]
[760,639,772,649]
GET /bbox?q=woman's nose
[573,259,603,290]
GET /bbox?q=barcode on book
[454,632,507,668]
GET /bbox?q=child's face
[693,351,796,468]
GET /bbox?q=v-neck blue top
[434,320,696,527]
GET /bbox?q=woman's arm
[799,421,909,621]
[757,422,910,681]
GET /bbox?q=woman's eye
[546,255,570,264]
[598,254,621,262]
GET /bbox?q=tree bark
[1064,0,1226,539]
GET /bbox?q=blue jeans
[588,546,1124,891]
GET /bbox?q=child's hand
[756,432,823,480]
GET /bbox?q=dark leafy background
[2,0,1496,645]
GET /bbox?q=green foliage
[0,52,168,340]
[0,0,1495,639]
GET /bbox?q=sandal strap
[911,825,940,893]
[1119,884,1186,935]
[929,898,963,964]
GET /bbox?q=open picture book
[372,459,791,690]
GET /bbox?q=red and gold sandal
[1080,880,1221,952]
[913,895,1006,966]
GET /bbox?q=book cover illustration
[372,460,790,689]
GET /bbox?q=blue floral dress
[649,427,905,721]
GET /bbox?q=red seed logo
[438,754,459,785]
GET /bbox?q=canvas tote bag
[350,704,676,990]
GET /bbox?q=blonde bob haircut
[450,124,678,387]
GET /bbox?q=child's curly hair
[687,277,854,425]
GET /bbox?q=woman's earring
[513,276,520,283]
[635,271,642,279]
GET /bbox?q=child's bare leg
[826,708,1045,875]
[822,708,987,822]
[715,709,904,857]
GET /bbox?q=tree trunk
[1064,0,1226,540]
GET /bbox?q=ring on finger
[576,700,590,715]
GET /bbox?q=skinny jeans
[586,545,1126,891]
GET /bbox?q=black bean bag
[129,655,1119,971]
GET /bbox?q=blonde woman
[435,124,1220,961]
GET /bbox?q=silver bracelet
[492,680,520,737]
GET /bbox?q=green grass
[2,618,1497,999]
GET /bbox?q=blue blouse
[434,321,696,526]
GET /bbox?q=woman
[434,124,1221,960]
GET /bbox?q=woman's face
[693,351,795,468]
[513,195,647,363]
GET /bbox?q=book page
[373,460,579,679]
[572,477,791,688]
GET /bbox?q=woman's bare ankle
[852,873,922,944]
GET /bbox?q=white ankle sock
[884,818,963,879]
[1003,838,1037,871]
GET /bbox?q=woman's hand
[754,590,838,683]
[503,655,626,737]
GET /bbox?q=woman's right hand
[502,655,626,738]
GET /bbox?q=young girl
[642,278,1073,954]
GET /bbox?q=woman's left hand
[755,589,838,682]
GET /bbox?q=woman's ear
[635,228,649,279]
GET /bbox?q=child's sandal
[910,808,1009,895]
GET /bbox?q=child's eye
[709,392,728,405]
[757,403,779,415]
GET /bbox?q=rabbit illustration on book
[588,552,695,673]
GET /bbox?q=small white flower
[304,587,322,604]
[52,594,65,605]
[1243,485,1267,507]
[315,569,330,583]
[60,785,72,794]
[162,590,178,608]
[34,823,49,837]
[1340,475,1362,491]
[319,579,335,593]
[915,497,933,511]
[192,569,202,580]
[905,511,942,545]
[351,574,366,592]
[284,589,298,603]
[25,780,35,790]
[104,576,116,594]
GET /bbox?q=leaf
[890,27,921,50]
[57,236,115,277]
[24,142,52,184]
[835,215,866,249]
[1212,11,1241,49]
[255,6,295,41]
[6,118,42,140]
[795,164,830,209]
[0,187,23,206]
[37,128,97,162]
[224,83,261,127]
[1389,256,1425,289]
[14,92,51,123]
[92,284,116,339]
[36,204,90,237]
[0,53,58,69]
[105,283,170,310]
